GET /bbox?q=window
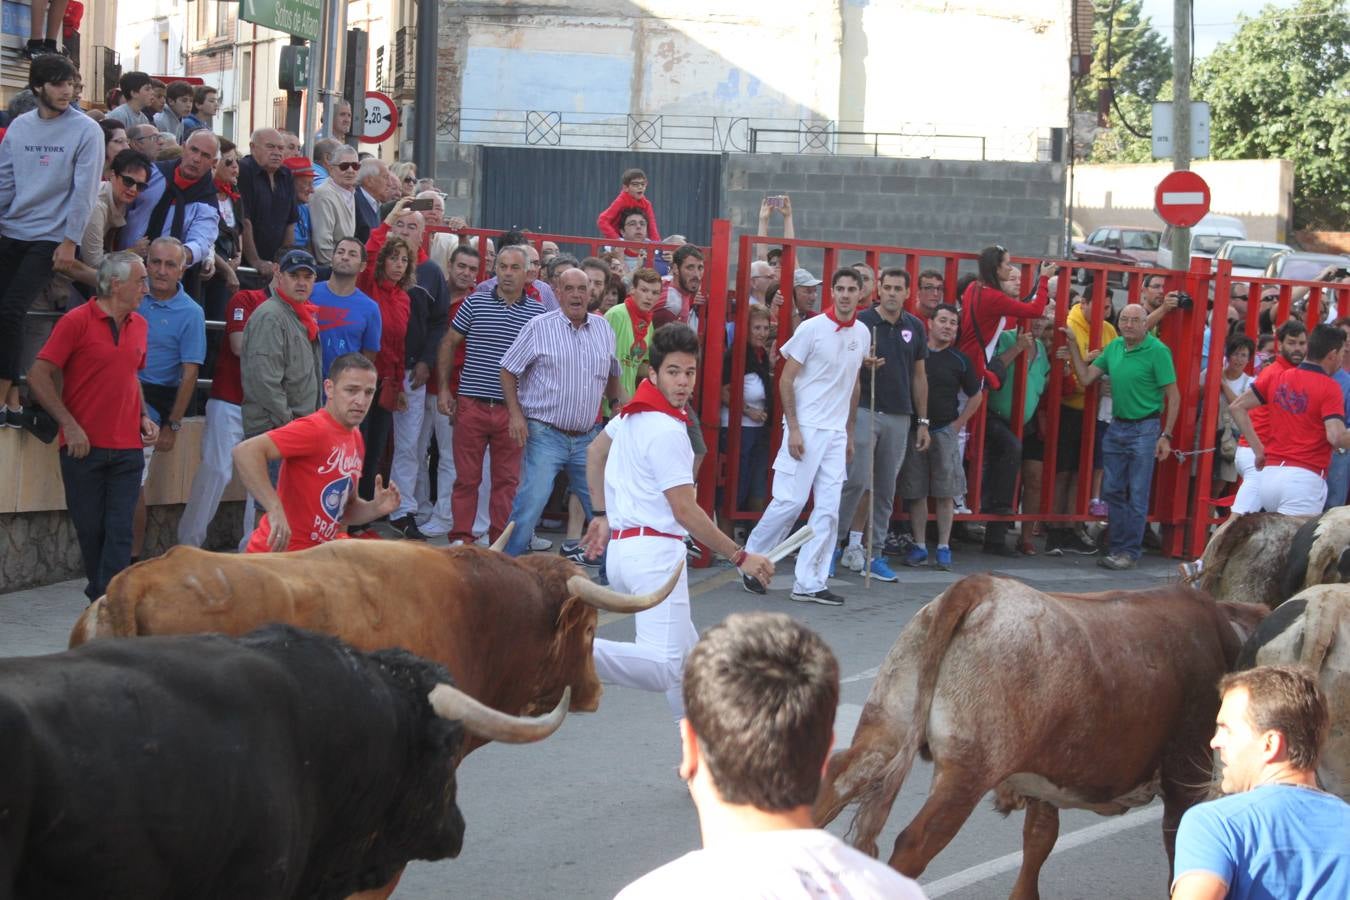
[239,50,251,100]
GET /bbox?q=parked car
[1213,240,1293,278]
[1264,251,1350,282]
[1157,214,1248,269]
[1071,226,1161,284]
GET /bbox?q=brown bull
[814,574,1266,900]
[70,540,678,758]
[1184,511,1310,607]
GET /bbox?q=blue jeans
[60,447,144,601]
[504,420,600,556]
[1101,417,1161,560]
[1326,450,1350,509]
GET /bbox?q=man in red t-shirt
[1231,323,1350,515]
[1231,320,1306,514]
[177,287,267,548]
[233,352,400,552]
[27,252,159,600]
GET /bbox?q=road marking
[920,805,1163,897]
[842,664,881,684]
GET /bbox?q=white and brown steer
[814,573,1266,900]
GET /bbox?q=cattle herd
[1,516,1347,899]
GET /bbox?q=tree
[1196,0,1350,228]
[1087,83,1166,163]
[1074,0,1172,112]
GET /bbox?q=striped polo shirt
[501,309,620,433]
[451,287,545,401]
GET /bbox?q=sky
[1139,0,1299,58]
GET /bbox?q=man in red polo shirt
[1231,323,1350,515]
[27,251,159,601]
[177,285,267,548]
[1230,320,1306,514]
[233,351,401,552]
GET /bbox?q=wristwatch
[168,419,182,432]
[916,417,931,427]
[1160,431,1172,440]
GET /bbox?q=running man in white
[583,323,774,721]
[741,267,872,606]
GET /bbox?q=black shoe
[790,587,845,606]
[883,531,913,557]
[2,406,21,428]
[741,572,767,595]
[1062,531,1099,555]
[391,514,428,541]
[561,541,600,567]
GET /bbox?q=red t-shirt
[210,289,266,404]
[1242,355,1294,447]
[245,409,365,553]
[36,300,147,450]
[1253,362,1345,474]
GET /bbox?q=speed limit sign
[361,91,398,144]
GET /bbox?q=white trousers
[1231,446,1262,514]
[412,391,491,538]
[592,536,697,721]
[744,425,848,594]
[390,370,428,520]
[178,399,244,547]
[1258,463,1327,515]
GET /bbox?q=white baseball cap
[793,268,822,288]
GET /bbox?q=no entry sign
[1154,170,1211,228]
[361,91,398,144]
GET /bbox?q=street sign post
[240,0,321,42]
[1154,170,1211,228]
[361,91,398,144]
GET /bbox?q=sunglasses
[118,174,150,191]
[402,177,415,184]
[336,161,361,172]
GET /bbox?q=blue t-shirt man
[310,280,382,379]
[1172,784,1350,900]
[137,286,207,424]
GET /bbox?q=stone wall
[722,154,1066,268]
[0,503,247,594]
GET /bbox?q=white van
[1156,214,1248,270]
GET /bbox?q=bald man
[238,127,298,281]
[1061,302,1178,570]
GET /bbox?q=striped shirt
[502,309,620,433]
[451,287,545,401]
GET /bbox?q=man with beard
[0,54,102,428]
[1232,320,1307,513]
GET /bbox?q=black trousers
[982,414,1023,542]
[60,447,144,601]
[359,402,393,501]
[0,237,58,382]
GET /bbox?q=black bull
[1,625,477,900]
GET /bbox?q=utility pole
[1171,0,1192,270]
[413,0,437,177]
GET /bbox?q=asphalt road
[1,539,1184,899]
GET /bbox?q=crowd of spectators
[6,53,1349,603]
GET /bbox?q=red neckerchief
[276,286,320,342]
[625,296,654,353]
[823,304,857,331]
[215,178,240,201]
[752,346,767,364]
[621,378,690,425]
[172,167,197,192]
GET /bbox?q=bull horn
[567,559,684,613]
[428,683,570,743]
[488,521,516,552]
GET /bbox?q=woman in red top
[354,236,413,512]
[957,246,1055,390]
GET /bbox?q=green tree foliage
[1088,82,1169,163]
[1196,0,1350,228]
[1074,0,1172,110]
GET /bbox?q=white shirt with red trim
[603,411,693,536]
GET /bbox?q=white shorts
[1231,446,1261,514]
[1257,463,1327,515]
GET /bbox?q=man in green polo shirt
[1063,303,1178,570]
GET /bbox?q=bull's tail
[847,580,988,849]
[1300,592,1344,673]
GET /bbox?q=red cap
[282,156,315,178]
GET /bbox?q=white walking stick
[689,525,815,598]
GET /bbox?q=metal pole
[413,0,438,176]
[317,0,348,148]
[864,329,877,590]
[1170,0,1192,270]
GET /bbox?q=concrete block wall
[722,155,1066,271]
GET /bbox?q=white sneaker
[529,533,553,551]
[474,534,489,546]
[840,544,866,572]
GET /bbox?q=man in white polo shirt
[741,268,871,606]
[582,324,773,722]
